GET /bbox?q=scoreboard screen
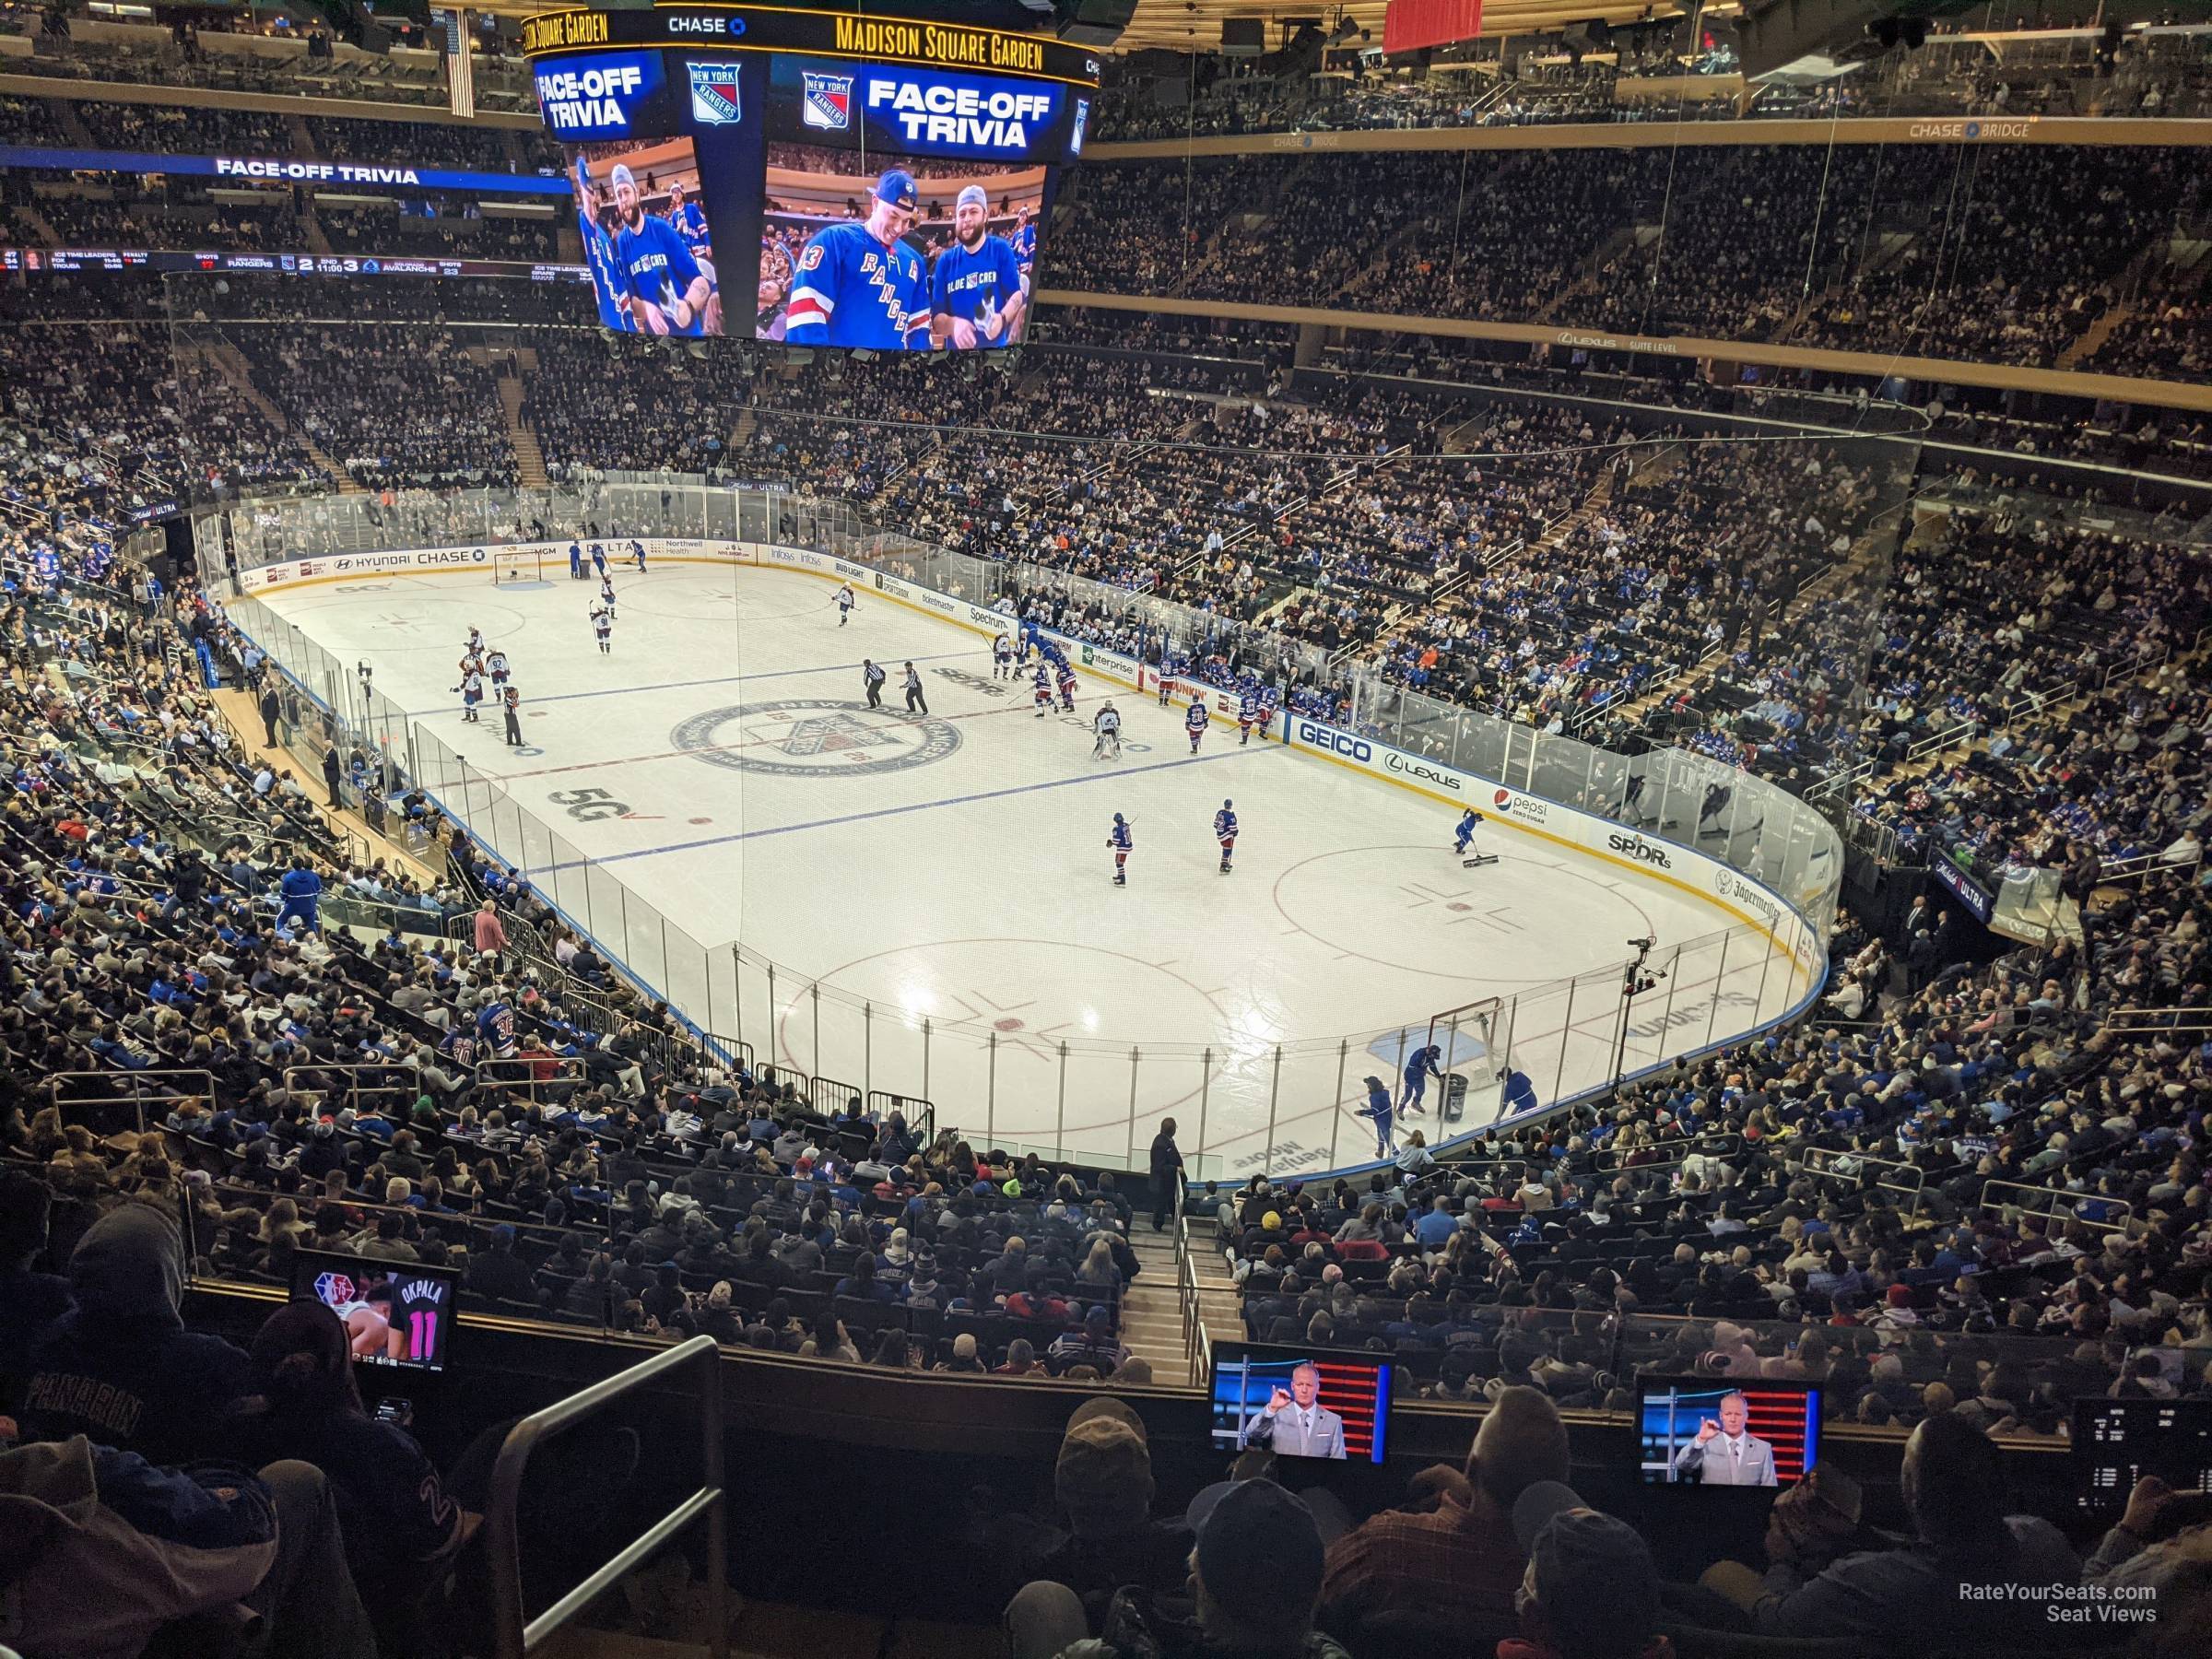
[527,4,1095,350]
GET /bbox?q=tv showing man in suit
[1667,1390,1778,1487]
[1241,1361,1347,1460]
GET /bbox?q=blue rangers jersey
[930,234,1024,342]
[1011,221,1037,283]
[579,204,627,331]
[1238,691,1261,724]
[613,214,706,335]
[1214,807,1238,843]
[1107,819,1133,853]
[668,200,712,259]
[1185,702,1209,733]
[785,220,927,350]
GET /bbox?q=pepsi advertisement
[529,3,1090,350]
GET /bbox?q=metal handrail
[486,1335,727,1659]
[281,1063,416,1115]
[1979,1178,2135,1236]
[1789,1144,1925,1215]
[48,1067,218,1130]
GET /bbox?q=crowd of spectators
[317,204,559,264]
[74,97,293,153]
[230,324,518,491]
[1050,143,2204,377]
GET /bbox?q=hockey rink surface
[264,560,1805,1176]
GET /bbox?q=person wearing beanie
[1006,1467,1346,1659]
[18,1206,254,1465]
[1500,1482,1673,1659]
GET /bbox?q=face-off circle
[671,699,961,779]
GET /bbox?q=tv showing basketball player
[293,1251,459,1372]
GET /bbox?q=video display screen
[574,136,724,335]
[760,144,1040,347]
[1207,1341,1393,1465]
[2074,1397,2212,1520]
[1637,1376,1821,1488]
[531,8,1089,353]
[292,1250,459,1373]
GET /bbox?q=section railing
[486,1334,727,1659]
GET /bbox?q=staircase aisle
[196,340,360,493]
[1120,1225,1194,1382]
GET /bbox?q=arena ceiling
[1112,1,1703,54]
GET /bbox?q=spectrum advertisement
[528,2,1093,350]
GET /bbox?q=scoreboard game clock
[527,2,1096,349]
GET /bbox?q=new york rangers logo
[803,70,853,131]
[688,62,742,125]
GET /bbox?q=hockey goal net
[490,547,545,585]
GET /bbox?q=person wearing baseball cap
[783,167,926,348]
[931,181,1026,350]
[1502,1481,1673,1659]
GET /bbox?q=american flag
[442,6,474,120]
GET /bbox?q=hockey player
[457,665,485,724]
[1032,664,1053,718]
[1156,669,1174,709]
[1358,1076,1396,1159]
[464,625,484,659]
[591,605,613,655]
[993,630,1014,678]
[1237,688,1264,746]
[590,543,608,579]
[629,539,647,573]
[1399,1043,1444,1115]
[837,582,855,626]
[486,648,510,688]
[501,686,524,747]
[598,574,618,619]
[1214,799,1238,874]
[1184,697,1209,754]
[1106,813,1133,887]
[1092,700,1122,759]
[1055,659,1077,714]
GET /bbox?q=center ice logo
[670,699,960,779]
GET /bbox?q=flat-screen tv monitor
[1207,1341,1393,1465]
[291,1250,459,1374]
[2074,1396,2212,1520]
[1638,1375,1821,1488]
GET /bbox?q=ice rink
[263,558,1808,1176]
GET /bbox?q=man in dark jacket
[465,1224,541,1304]
[18,1206,254,1465]
[258,683,281,747]
[1148,1117,1186,1232]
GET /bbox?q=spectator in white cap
[930,182,1027,350]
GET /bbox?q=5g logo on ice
[1299,722,1371,763]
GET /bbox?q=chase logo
[668,13,744,35]
[804,70,854,131]
[688,62,742,124]
[1300,721,1371,762]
